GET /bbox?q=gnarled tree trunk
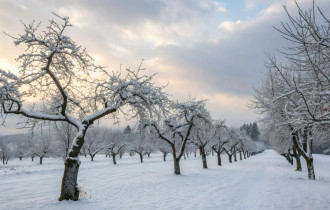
[228,154,232,163]
[112,154,117,165]
[234,151,237,162]
[200,147,208,169]
[139,153,143,163]
[163,152,167,161]
[59,129,86,201]
[292,147,302,171]
[174,159,181,175]
[171,147,181,175]
[306,158,315,180]
[217,152,222,166]
[291,132,302,171]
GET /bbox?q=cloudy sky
[0,0,329,135]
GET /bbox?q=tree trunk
[194,151,197,157]
[292,130,315,180]
[239,151,242,160]
[234,151,237,162]
[217,152,222,166]
[292,147,302,171]
[119,152,123,159]
[228,154,232,163]
[306,158,315,180]
[19,156,23,160]
[59,129,86,201]
[139,153,143,163]
[112,154,117,164]
[163,153,167,161]
[174,159,181,175]
[200,147,208,169]
[31,156,34,162]
[243,151,246,159]
[59,159,80,201]
[171,146,181,175]
[39,156,43,165]
[184,153,186,160]
[211,150,214,156]
[90,154,95,162]
[307,133,315,180]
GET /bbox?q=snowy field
[0,150,330,210]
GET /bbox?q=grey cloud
[1,0,330,129]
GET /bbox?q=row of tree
[252,1,330,180]
[0,13,264,201]
[1,121,264,171]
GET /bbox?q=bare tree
[158,140,172,161]
[32,134,51,165]
[251,1,330,180]
[0,14,168,200]
[105,129,126,165]
[223,127,240,163]
[149,99,210,175]
[190,118,213,169]
[129,132,148,163]
[84,126,106,161]
[210,120,227,166]
[0,140,11,164]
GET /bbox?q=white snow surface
[0,150,330,210]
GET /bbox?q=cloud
[1,0,330,134]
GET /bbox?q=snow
[1,150,330,210]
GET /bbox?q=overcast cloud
[1,0,329,135]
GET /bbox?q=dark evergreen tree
[240,122,260,141]
[124,125,132,134]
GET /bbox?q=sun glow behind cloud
[1,0,329,134]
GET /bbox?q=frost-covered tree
[236,130,255,160]
[31,133,52,165]
[0,140,12,164]
[149,99,210,175]
[157,140,172,161]
[128,131,151,163]
[12,136,29,160]
[240,122,260,141]
[252,1,330,180]
[211,120,227,166]
[223,127,240,163]
[190,115,213,169]
[0,15,167,200]
[84,126,106,161]
[105,129,126,165]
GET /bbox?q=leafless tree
[148,99,210,175]
[0,14,168,200]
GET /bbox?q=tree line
[251,0,330,180]
[0,121,264,169]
